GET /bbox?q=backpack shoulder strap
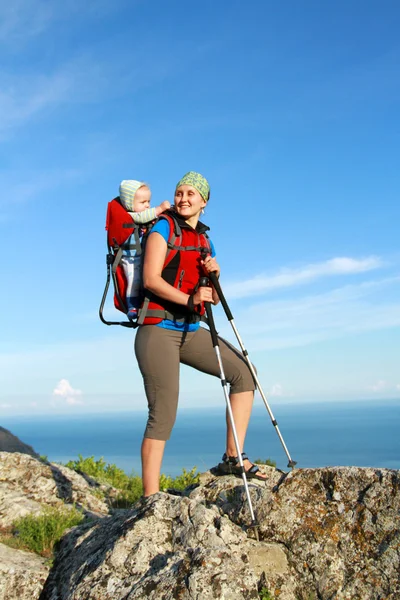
[154,213,182,258]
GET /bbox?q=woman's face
[174,185,206,220]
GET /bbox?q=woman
[135,171,266,497]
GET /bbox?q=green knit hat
[176,171,210,201]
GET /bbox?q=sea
[1,399,399,477]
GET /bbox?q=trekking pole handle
[199,276,209,288]
[208,272,234,321]
[198,277,219,348]
[200,248,234,321]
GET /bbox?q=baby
[119,180,170,319]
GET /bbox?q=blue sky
[1,0,399,416]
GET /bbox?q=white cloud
[367,380,387,392]
[0,1,52,44]
[0,10,217,143]
[396,384,400,391]
[0,1,121,46]
[0,403,12,409]
[65,396,83,406]
[0,55,163,137]
[223,256,383,300]
[0,71,72,135]
[53,379,83,405]
[270,383,283,397]
[0,58,108,135]
[0,167,82,209]
[215,276,400,351]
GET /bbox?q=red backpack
[99,197,143,327]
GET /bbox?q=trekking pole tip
[250,519,259,528]
[287,460,297,469]
[249,520,260,541]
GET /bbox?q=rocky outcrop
[40,466,400,600]
[0,448,399,599]
[0,452,115,600]
[40,492,262,600]
[0,543,49,600]
[0,452,111,527]
[197,466,400,599]
[0,427,39,458]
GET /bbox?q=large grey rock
[197,466,400,599]
[0,452,110,526]
[40,466,400,600]
[0,543,49,600]
[1,451,399,600]
[40,492,261,600]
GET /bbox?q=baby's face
[133,186,151,212]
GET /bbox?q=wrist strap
[187,293,203,315]
[187,294,195,313]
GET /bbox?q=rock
[1,451,399,600]
[41,466,400,600]
[197,466,400,599]
[40,492,260,600]
[0,452,110,526]
[255,466,400,600]
[0,543,49,600]
[0,427,39,458]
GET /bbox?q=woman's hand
[191,286,214,306]
[201,255,220,278]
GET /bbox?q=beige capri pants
[134,325,256,441]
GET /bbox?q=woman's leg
[225,390,254,458]
[135,326,182,496]
[141,438,166,496]
[181,328,264,475]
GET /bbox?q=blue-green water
[1,400,399,476]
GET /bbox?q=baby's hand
[155,200,171,217]
[160,200,171,212]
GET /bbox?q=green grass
[0,528,29,552]
[65,455,200,507]
[159,467,200,492]
[259,587,273,600]
[254,457,276,468]
[65,455,143,506]
[9,505,84,557]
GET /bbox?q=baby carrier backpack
[99,198,211,328]
[99,197,145,327]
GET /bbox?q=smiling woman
[134,171,267,496]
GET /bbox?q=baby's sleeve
[128,207,158,224]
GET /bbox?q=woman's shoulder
[149,217,171,243]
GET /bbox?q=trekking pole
[206,267,297,469]
[199,277,259,536]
